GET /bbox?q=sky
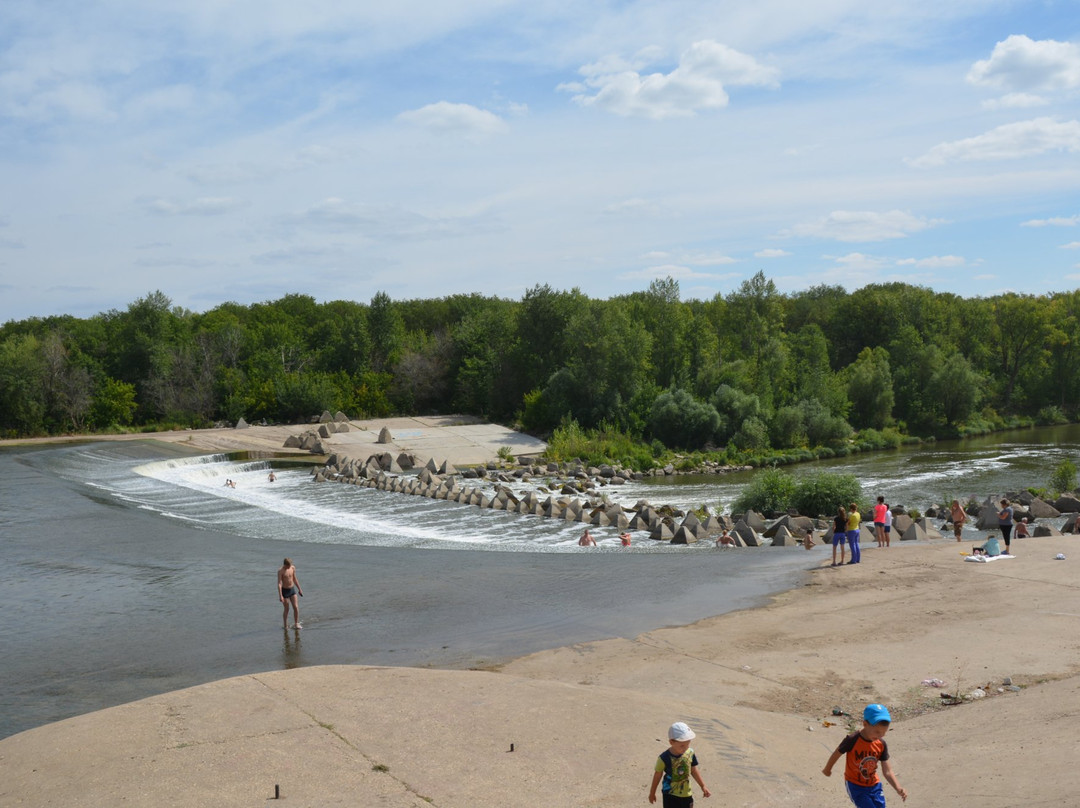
[1,1,1079,323]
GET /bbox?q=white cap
[668,722,695,741]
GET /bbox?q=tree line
[2,275,1078,455]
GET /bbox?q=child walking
[822,703,908,806]
[649,721,711,806]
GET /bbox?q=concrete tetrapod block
[902,522,928,542]
[916,518,945,540]
[770,525,794,546]
[650,521,674,541]
[732,519,758,547]
[744,510,768,533]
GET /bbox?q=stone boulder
[975,506,1000,530]
[334,410,349,422]
[1023,494,1058,520]
[1053,494,1080,513]
[320,410,333,423]
[377,426,393,444]
[1033,524,1064,537]
[235,417,249,429]
[283,434,302,449]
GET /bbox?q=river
[2,424,1078,740]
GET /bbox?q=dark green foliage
[790,471,863,517]
[0,275,1077,442]
[732,467,796,514]
[648,388,720,449]
[1050,460,1078,495]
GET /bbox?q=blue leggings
[847,530,861,563]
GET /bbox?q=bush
[732,416,770,450]
[1050,460,1078,495]
[732,467,796,514]
[1037,405,1069,426]
[790,471,863,518]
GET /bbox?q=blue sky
[1,1,1079,322]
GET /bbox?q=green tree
[648,388,721,449]
[990,293,1051,409]
[844,347,894,429]
[368,291,406,373]
[90,377,137,429]
[0,334,45,435]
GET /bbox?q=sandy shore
[3,426,1080,806]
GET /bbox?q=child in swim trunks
[823,703,908,806]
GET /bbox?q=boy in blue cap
[822,704,908,806]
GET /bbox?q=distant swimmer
[268,471,276,482]
[579,529,597,547]
[225,478,236,488]
[277,557,304,629]
[715,529,735,548]
[619,532,632,546]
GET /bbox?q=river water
[3,425,1078,740]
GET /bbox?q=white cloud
[285,197,490,241]
[831,252,889,270]
[563,39,778,120]
[146,197,246,216]
[1061,241,1080,249]
[396,101,508,138]
[683,251,737,266]
[621,263,737,282]
[967,35,1080,93]
[602,198,681,218]
[755,248,791,258]
[1022,214,1080,227]
[896,255,966,268]
[909,117,1080,167]
[784,210,940,243]
[980,92,1049,110]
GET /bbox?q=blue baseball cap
[863,704,892,724]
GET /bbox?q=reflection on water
[281,629,303,669]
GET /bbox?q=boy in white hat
[648,721,711,806]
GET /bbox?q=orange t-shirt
[837,732,889,786]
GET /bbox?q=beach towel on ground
[964,554,1015,563]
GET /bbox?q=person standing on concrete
[998,499,1015,555]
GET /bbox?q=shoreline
[5,537,1080,806]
